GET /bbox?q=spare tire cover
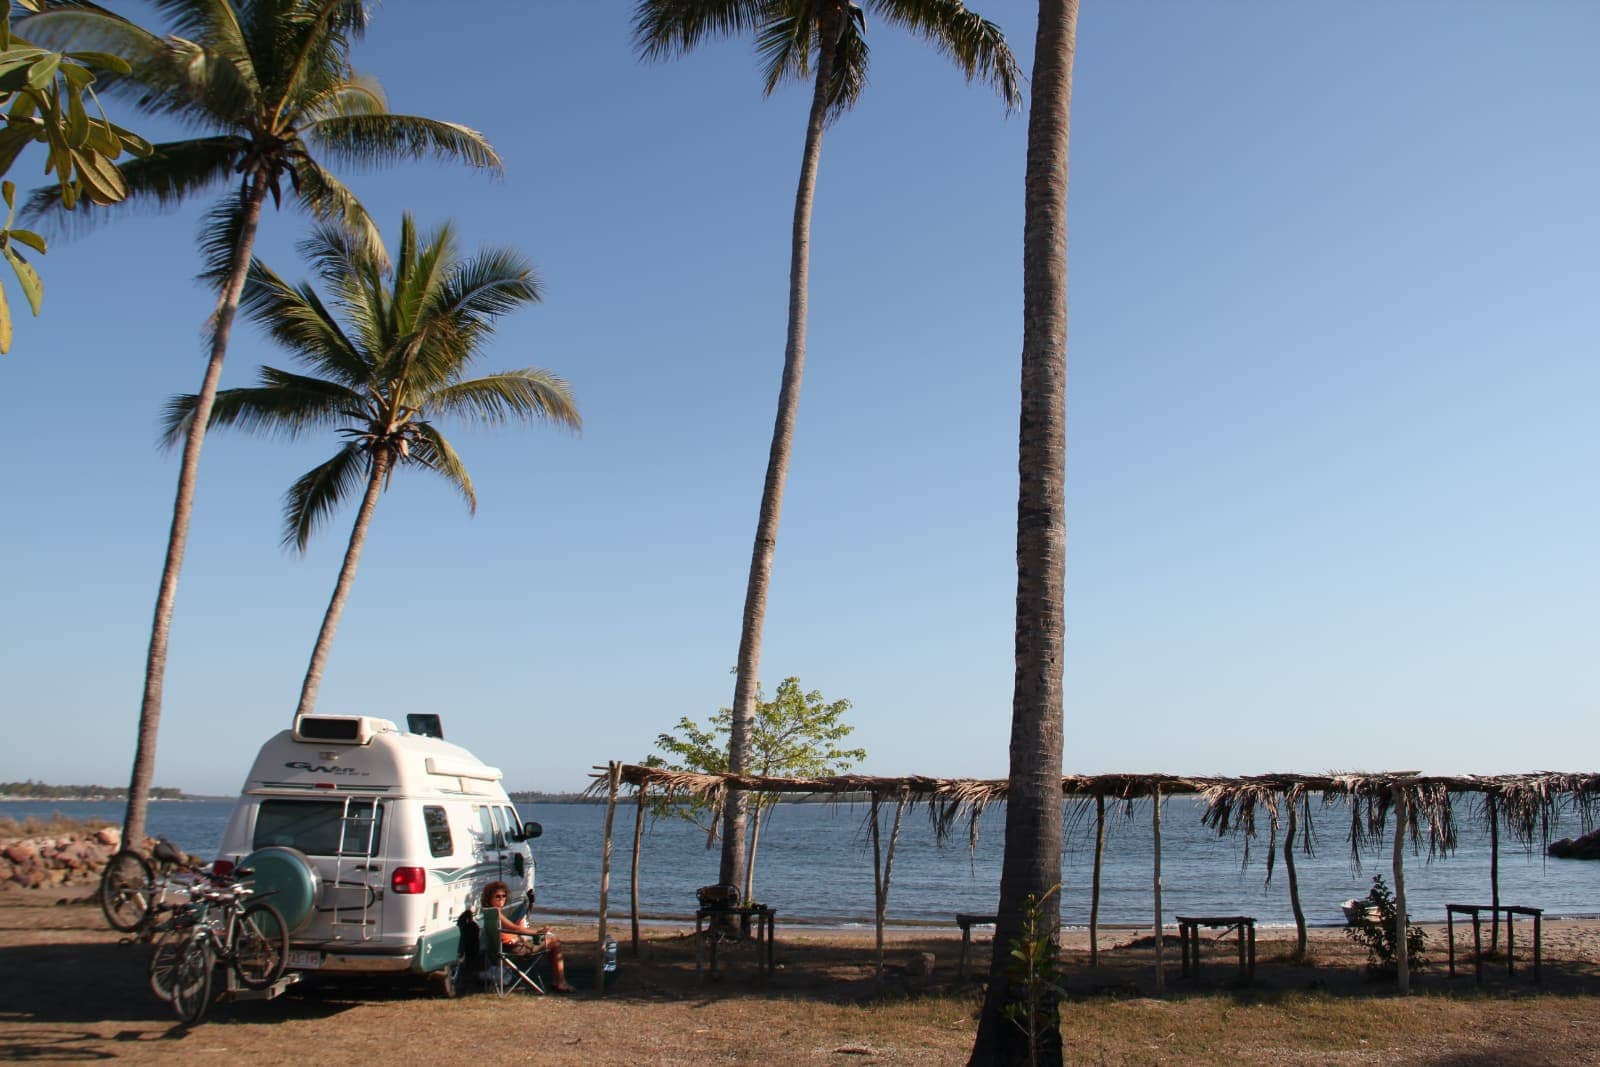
[238,846,320,934]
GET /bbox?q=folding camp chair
[480,907,547,996]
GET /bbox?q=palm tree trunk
[719,13,841,892]
[122,177,270,850]
[971,1,1076,1062]
[295,450,389,718]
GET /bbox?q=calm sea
[5,797,1595,926]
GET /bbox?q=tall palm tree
[969,1,1077,1064]
[163,215,579,717]
[634,0,1021,898]
[20,1,500,850]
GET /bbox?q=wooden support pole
[869,793,884,981]
[1153,786,1164,995]
[1488,794,1501,954]
[874,792,906,984]
[1392,788,1410,994]
[597,761,621,993]
[1284,799,1307,960]
[1090,794,1106,968]
[630,784,646,958]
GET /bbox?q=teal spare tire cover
[239,846,319,934]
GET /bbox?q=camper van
[213,713,538,994]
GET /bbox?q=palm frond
[196,195,250,290]
[298,74,387,122]
[22,135,243,232]
[160,366,361,448]
[406,420,476,513]
[824,12,869,118]
[239,258,371,385]
[158,34,260,124]
[282,441,370,552]
[16,4,166,63]
[755,11,810,96]
[300,114,502,174]
[868,0,1021,110]
[148,0,254,62]
[290,160,386,265]
[632,0,769,61]
[271,0,368,121]
[419,369,581,432]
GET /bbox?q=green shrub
[1343,874,1427,974]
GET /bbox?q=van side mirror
[522,821,542,840]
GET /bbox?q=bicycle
[99,838,208,934]
[168,878,289,1025]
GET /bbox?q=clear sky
[2,3,1595,795]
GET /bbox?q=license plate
[286,950,323,970]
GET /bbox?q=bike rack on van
[326,795,380,940]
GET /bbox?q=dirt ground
[3,887,1599,1064]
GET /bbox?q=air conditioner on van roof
[292,715,396,745]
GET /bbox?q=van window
[422,806,453,858]
[253,799,384,857]
[500,806,522,842]
[473,805,496,848]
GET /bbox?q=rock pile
[0,826,138,890]
[1547,829,1600,860]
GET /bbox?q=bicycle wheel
[232,901,289,990]
[148,922,189,1001]
[170,937,214,1026]
[99,850,155,932]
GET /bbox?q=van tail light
[391,866,426,894]
[212,859,235,880]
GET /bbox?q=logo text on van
[285,761,370,776]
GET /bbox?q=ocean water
[6,797,1595,926]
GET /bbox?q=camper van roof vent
[293,715,395,745]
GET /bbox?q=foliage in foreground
[1,0,150,350]
[1003,885,1066,1066]
[1344,874,1428,974]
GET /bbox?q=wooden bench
[695,904,776,981]
[956,913,999,980]
[1446,904,1542,984]
[1176,915,1255,982]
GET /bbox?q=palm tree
[20,1,500,850]
[163,215,579,717]
[969,2,1077,1064]
[634,0,1021,898]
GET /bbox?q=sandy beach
[3,885,1599,1064]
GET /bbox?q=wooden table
[1176,915,1256,982]
[1446,903,1542,984]
[695,904,776,981]
[955,913,999,980]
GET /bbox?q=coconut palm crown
[635,0,1020,119]
[163,214,580,714]
[20,0,499,249]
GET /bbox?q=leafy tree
[972,1,1078,1063]
[0,0,150,350]
[633,0,1020,904]
[163,214,579,717]
[19,0,501,851]
[645,677,864,901]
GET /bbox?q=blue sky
[2,3,1595,795]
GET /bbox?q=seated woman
[481,881,575,993]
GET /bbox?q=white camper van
[213,713,539,993]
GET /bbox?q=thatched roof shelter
[583,763,1600,994]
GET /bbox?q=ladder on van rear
[327,796,381,940]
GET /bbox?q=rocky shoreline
[0,826,134,891]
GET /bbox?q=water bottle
[602,935,618,990]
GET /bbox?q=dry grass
[2,888,1598,1064]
